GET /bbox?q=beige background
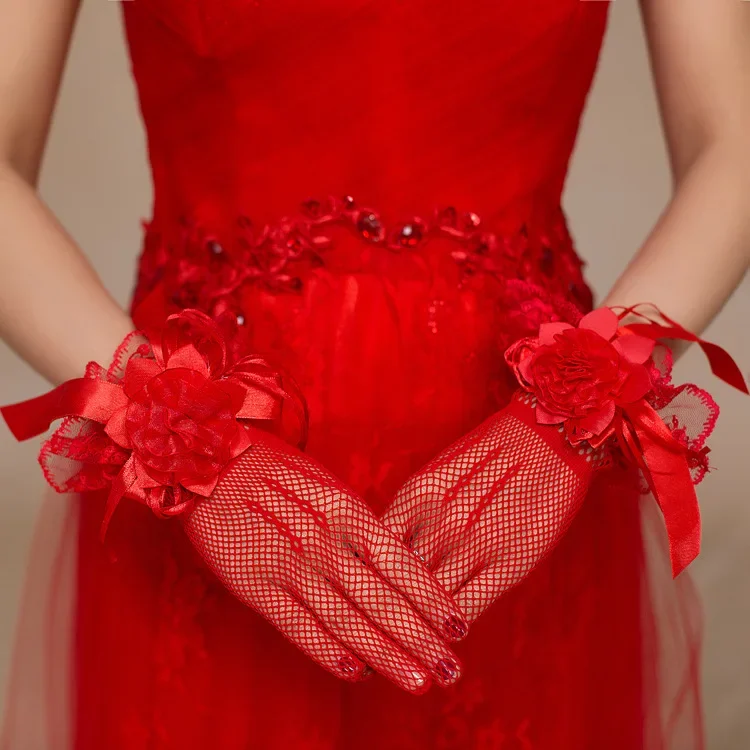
[1,1,748,747]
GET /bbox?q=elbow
[668,101,750,189]
[0,130,45,189]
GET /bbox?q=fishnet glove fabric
[382,393,596,624]
[185,427,467,692]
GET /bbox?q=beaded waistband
[134,195,592,321]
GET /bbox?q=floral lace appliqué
[134,196,593,325]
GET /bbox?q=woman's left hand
[380,400,593,625]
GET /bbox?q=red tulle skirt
[2,217,703,749]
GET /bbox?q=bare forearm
[603,141,750,335]
[619,0,750,337]
[0,164,133,384]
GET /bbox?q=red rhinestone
[286,235,305,252]
[206,240,224,257]
[398,222,424,248]
[357,212,384,242]
[463,212,481,229]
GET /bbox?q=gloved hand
[383,306,746,624]
[1,310,467,693]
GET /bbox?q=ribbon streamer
[617,401,700,576]
[616,303,749,395]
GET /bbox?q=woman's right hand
[184,427,467,694]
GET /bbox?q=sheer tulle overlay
[3,0,706,748]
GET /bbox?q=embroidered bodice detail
[134,198,592,327]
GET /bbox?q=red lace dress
[2,2,703,748]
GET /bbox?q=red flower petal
[123,358,161,399]
[105,406,131,449]
[618,365,652,404]
[518,356,536,387]
[165,344,211,378]
[131,456,164,489]
[535,403,566,425]
[217,379,250,415]
[162,310,228,375]
[182,475,219,497]
[539,321,572,346]
[229,425,253,458]
[587,423,617,449]
[613,333,655,365]
[577,400,616,437]
[579,308,619,341]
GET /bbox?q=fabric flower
[505,307,656,446]
[95,310,298,520]
[6,309,303,528]
[104,348,252,514]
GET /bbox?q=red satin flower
[506,308,655,447]
[104,328,256,516]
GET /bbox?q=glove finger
[383,419,514,568]
[293,572,432,694]
[380,474,435,539]
[363,532,469,644]
[451,562,514,624]
[453,528,566,624]
[250,583,370,682]
[431,532,489,597]
[328,548,464,685]
[426,459,536,595]
[431,479,577,607]
[383,486,448,562]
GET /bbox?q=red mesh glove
[383,306,746,625]
[1,311,467,693]
[183,429,467,692]
[382,393,596,625]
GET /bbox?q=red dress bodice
[124,0,607,230]
[122,3,610,515]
